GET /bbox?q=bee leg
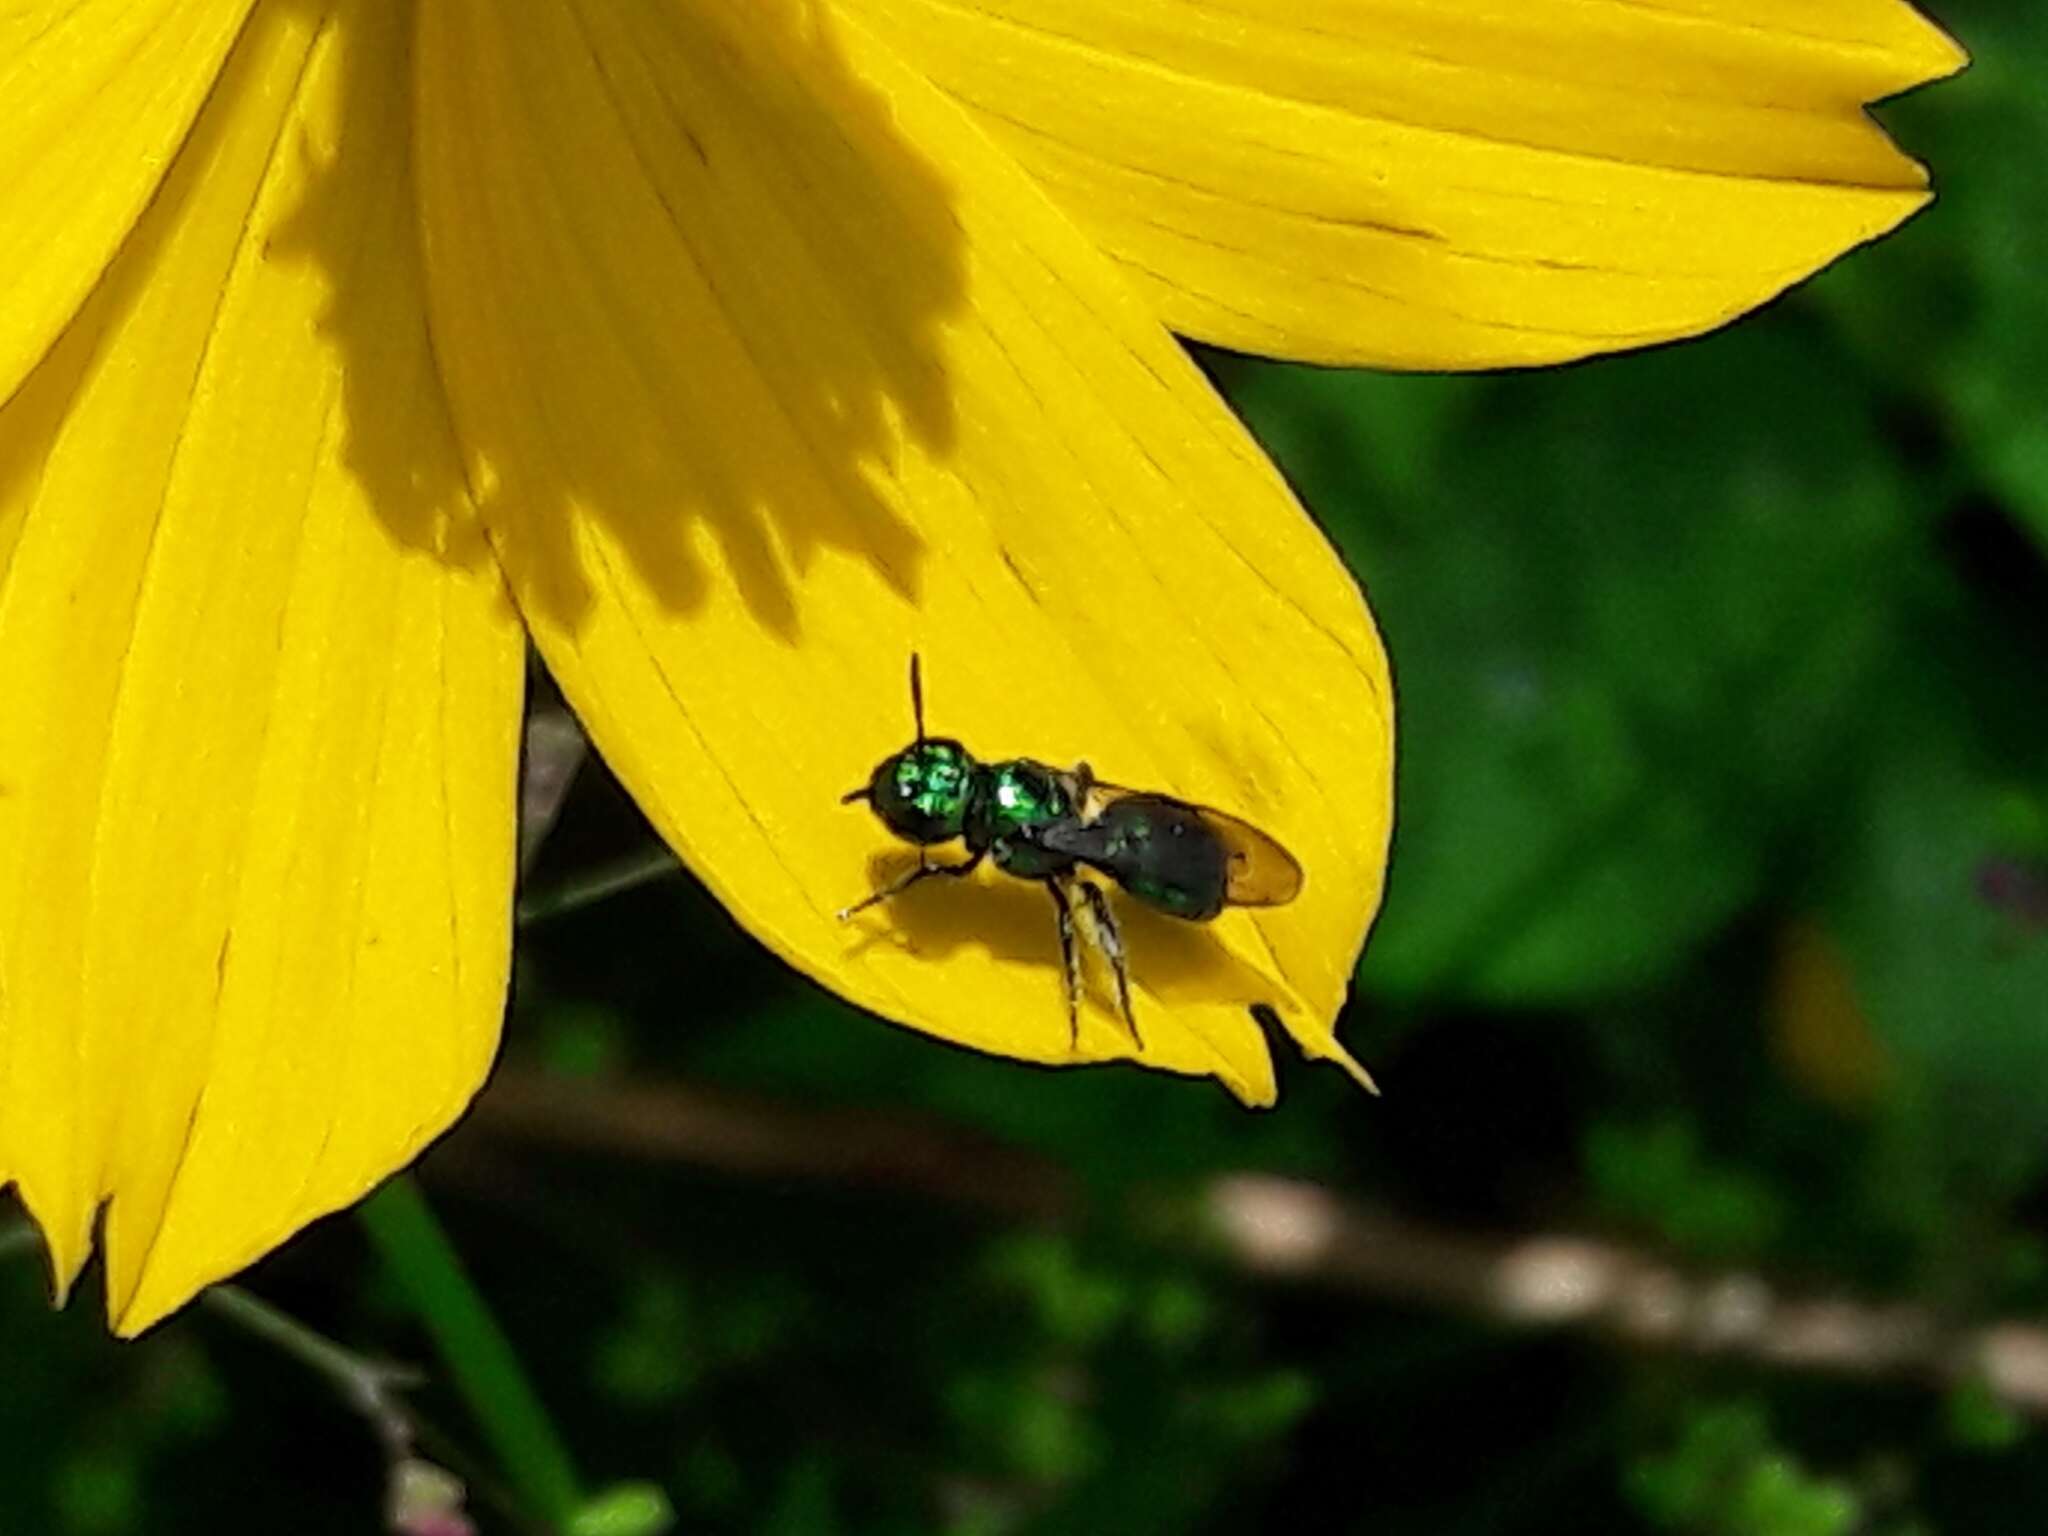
[1045,878,1082,1053]
[1079,881,1142,1051]
[836,849,983,922]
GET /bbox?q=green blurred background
[5,4,2043,1532]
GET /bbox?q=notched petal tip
[0,1187,92,1315]
[1337,1052,1382,1098]
[1889,7,1971,84]
[844,0,1972,369]
[1251,1000,1380,1100]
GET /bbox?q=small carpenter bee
[839,657,1303,1047]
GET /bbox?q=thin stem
[517,845,678,927]
[205,1284,547,1536]
[518,702,588,875]
[358,1176,583,1527]
[202,1285,419,1453]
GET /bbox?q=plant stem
[358,1176,583,1527]
[517,845,679,927]
[203,1285,419,1451]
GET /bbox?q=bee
[839,657,1302,1046]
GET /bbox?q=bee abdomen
[1063,796,1230,921]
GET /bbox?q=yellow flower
[0,0,1960,1334]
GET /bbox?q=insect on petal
[415,0,1390,1104]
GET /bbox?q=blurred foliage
[1231,325,1912,1004]
[7,3,2048,1532]
[1629,1400,1868,1536]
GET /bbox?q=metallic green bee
[839,658,1304,1045]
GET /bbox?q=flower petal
[0,0,523,1334]
[415,0,1390,1103]
[838,0,1967,367]
[0,0,259,400]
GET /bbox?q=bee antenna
[841,786,872,805]
[909,652,926,744]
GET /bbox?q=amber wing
[1084,780,1304,907]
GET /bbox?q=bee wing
[1085,780,1304,907]
[1198,806,1305,906]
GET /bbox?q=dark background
[5,4,2042,1531]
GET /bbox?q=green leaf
[1944,1377,2027,1454]
[1630,1400,1862,1536]
[1584,1120,1787,1262]
[569,1484,677,1536]
[1226,326,1911,1003]
[1823,620,2048,1190]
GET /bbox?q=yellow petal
[0,0,523,1335]
[0,0,258,400]
[415,0,1390,1104]
[839,0,1967,367]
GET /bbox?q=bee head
[846,738,975,845]
[841,653,976,845]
